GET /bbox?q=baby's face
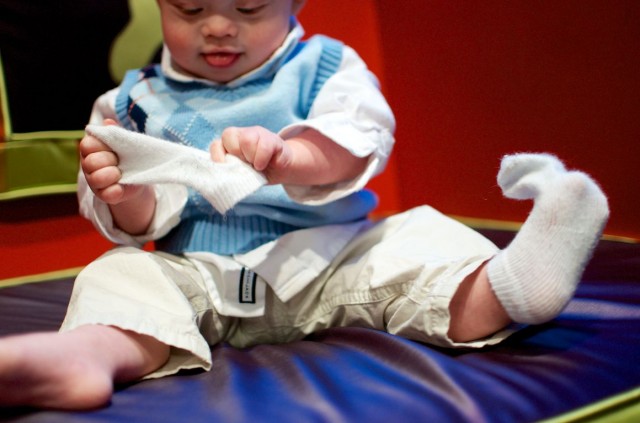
[157,0,302,83]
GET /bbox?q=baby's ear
[291,0,307,15]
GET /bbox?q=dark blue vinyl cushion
[0,231,638,422]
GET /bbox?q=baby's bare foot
[0,331,114,410]
[0,324,169,410]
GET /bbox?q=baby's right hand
[79,119,143,205]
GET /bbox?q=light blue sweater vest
[115,35,377,255]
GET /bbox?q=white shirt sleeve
[279,45,396,204]
[78,89,188,246]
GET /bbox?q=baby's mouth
[203,52,240,68]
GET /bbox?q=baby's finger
[79,134,113,158]
[220,127,244,157]
[81,150,119,174]
[85,166,122,191]
[251,134,276,171]
[95,183,127,205]
[209,140,227,163]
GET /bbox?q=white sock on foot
[487,153,609,324]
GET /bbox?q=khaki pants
[61,206,511,378]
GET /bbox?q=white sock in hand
[85,125,267,214]
[487,153,609,324]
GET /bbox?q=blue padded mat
[1,231,638,422]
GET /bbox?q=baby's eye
[237,5,265,15]
[180,7,203,16]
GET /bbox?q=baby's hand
[79,119,147,204]
[210,126,293,181]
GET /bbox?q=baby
[0,0,608,410]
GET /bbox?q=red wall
[375,0,640,239]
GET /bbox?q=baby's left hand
[210,126,293,180]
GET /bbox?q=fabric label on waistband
[239,267,257,304]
